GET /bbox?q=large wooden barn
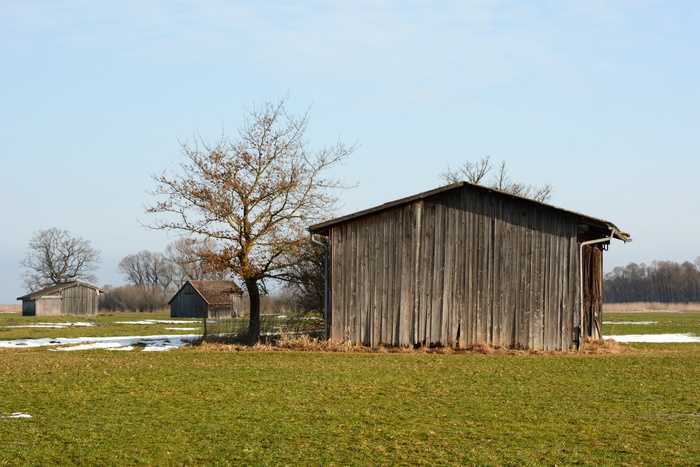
[309,182,631,351]
[169,280,243,319]
[17,281,105,316]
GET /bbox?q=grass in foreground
[1,344,700,466]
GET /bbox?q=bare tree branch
[440,156,554,203]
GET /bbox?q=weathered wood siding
[328,189,584,350]
[22,285,99,316]
[582,244,604,340]
[170,282,208,318]
[169,282,242,318]
[61,284,99,316]
[35,294,62,316]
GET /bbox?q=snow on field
[1,413,32,418]
[5,320,202,329]
[115,320,200,325]
[0,334,198,351]
[607,333,700,343]
[6,322,96,328]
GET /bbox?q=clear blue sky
[2,1,699,304]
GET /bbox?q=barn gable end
[310,182,630,351]
[169,280,243,319]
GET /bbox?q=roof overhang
[309,182,632,243]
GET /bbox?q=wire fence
[201,312,324,343]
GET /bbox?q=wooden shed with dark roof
[169,280,243,319]
[17,281,105,316]
[309,182,631,351]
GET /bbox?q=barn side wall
[329,189,582,351]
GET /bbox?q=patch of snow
[52,342,123,351]
[607,333,700,343]
[165,327,199,331]
[2,413,32,418]
[115,320,200,325]
[142,345,178,352]
[0,334,199,351]
[5,322,96,328]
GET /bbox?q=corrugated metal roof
[17,281,106,301]
[310,182,631,242]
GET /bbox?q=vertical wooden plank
[454,195,468,348]
[398,205,416,346]
[429,201,443,344]
[422,202,434,345]
[442,196,458,346]
[409,200,424,345]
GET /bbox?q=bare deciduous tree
[441,156,554,203]
[118,250,174,291]
[99,284,170,312]
[164,238,230,286]
[604,258,700,303]
[19,228,101,291]
[148,97,355,341]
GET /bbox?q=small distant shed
[17,281,105,316]
[169,280,243,319]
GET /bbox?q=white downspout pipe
[309,231,330,340]
[578,228,617,347]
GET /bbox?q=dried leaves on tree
[148,97,355,340]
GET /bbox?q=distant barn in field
[17,281,105,316]
[309,182,631,351]
[169,280,243,319]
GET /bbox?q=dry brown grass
[0,304,20,313]
[579,338,631,354]
[603,302,700,312]
[191,332,631,355]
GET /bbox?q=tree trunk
[245,277,261,343]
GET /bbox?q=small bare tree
[19,228,101,291]
[282,240,325,316]
[148,97,355,342]
[441,156,553,203]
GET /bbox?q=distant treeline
[604,259,700,303]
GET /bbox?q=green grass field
[603,312,700,337]
[0,311,201,340]
[1,311,699,465]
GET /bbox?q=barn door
[581,244,604,340]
